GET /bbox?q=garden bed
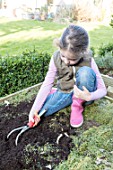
[0,96,101,170]
[0,74,113,170]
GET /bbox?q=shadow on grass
[0,18,66,37]
[1,19,113,56]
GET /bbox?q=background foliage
[0,49,51,97]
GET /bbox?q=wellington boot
[70,96,84,128]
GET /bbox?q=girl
[29,25,107,128]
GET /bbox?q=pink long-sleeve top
[30,56,107,114]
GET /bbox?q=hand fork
[7,109,47,146]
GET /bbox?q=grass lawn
[55,99,113,170]
[0,17,66,56]
[0,17,113,56]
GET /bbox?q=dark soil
[0,99,100,170]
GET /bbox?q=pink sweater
[30,56,107,114]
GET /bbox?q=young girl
[29,25,107,128]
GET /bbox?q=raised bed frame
[101,74,113,100]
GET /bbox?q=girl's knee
[76,66,96,80]
[75,66,96,91]
[77,66,95,76]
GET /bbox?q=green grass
[55,99,113,170]
[0,17,66,56]
[0,17,113,56]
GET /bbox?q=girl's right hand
[29,112,41,127]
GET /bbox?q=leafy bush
[90,43,113,74]
[91,43,113,57]
[0,49,51,97]
[109,14,113,28]
[95,52,113,71]
[93,43,113,74]
[95,43,113,56]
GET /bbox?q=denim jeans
[39,66,97,117]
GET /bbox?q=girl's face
[60,49,81,66]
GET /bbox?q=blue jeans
[39,66,97,117]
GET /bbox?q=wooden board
[101,74,113,87]
[101,74,113,98]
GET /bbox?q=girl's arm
[29,56,57,119]
[90,58,107,100]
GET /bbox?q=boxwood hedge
[0,49,51,97]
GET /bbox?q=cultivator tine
[7,109,47,146]
[15,126,30,146]
[7,126,26,139]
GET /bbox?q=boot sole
[70,119,83,128]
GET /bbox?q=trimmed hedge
[0,49,51,97]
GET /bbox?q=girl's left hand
[74,85,91,101]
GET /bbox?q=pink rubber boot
[50,88,57,94]
[70,96,84,128]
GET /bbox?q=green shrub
[0,49,51,97]
[93,43,113,74]
[96,43,113,56]
[109,14,113,27]
[90,47,95,56]
[91,43,113,57]
[95,52,113,70]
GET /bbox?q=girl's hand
[33,112,41,127]
[74,85,91,101]
[29,112,41,127]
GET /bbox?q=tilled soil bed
[0,99,100,170]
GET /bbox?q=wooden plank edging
[101,74,113,87]
[101,74,113,98]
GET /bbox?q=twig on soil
[56,134,63,144]
[64,132,69,137]
[45,164,52,169]
[56,132,70,144]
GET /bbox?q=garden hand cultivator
[7,109,47,146]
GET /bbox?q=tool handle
[27,116,39,128]
[27,109,47,128]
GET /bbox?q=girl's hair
[54,25,89,54]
